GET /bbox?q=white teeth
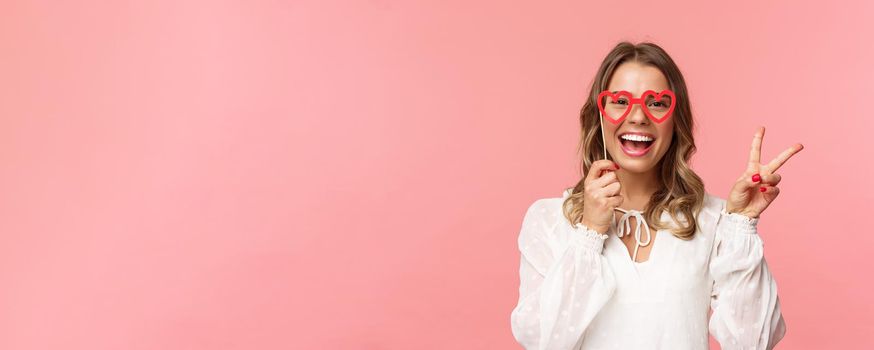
[620,134,654,142]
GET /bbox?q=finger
[591,170,619,188]
[606,195,624,208]
[747,126,764,169]
[760,184,780,199]
[760,173,781,186]
[600,181,621,197]
[766,143,804,173]
[586,159,620,183]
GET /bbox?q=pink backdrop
[1,0,871,349]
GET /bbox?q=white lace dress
[510,189,787,349]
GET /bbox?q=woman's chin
[612,144,664,171]
[618,163,649,173]
[613,155,658,173]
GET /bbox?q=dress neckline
[562,187,679,272]
[611,207,656,262]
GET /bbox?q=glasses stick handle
[599,111,608,160]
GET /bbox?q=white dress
[509,189,787,350]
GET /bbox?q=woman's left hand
[726,126,804,218]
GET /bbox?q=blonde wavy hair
[562,41,705,240]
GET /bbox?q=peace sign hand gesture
[726,126,804,218]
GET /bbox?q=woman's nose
[626,104,650,125]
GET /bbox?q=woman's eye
[611,99,628,105]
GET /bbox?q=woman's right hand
[580,160,623,234]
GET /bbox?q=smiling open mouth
[617,132,655,157]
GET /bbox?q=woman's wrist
[580,218,609,235]
[725,205,758,218]
[719,207,759,233]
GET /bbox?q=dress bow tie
[612,208,652,262]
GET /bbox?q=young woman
[509,42,802,350]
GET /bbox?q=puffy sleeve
[510,199,617,350]
[708,206,787,349]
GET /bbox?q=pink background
[1,0,871,349]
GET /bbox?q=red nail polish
[614,162,620,170]
[752,174,761,182]
[759,186,766,192]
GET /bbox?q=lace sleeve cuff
[570,223,609,253]
[719,207,759,235]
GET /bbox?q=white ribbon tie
[611,208,652,262]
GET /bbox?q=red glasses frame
[596,89,676,124]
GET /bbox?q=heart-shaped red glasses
[596,89,676,124]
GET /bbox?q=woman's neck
[615,168,660,211]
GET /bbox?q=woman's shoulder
[519,190,574,230]
[702,192,725,216]
[701,192,728,219]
